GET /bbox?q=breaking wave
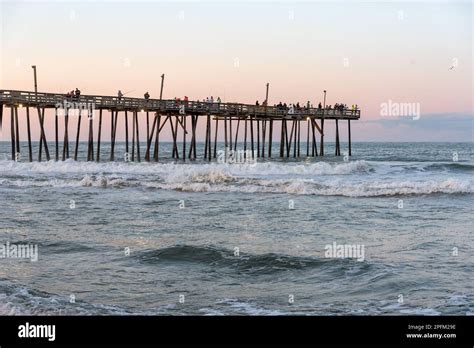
[0,159,472,196]
[146,177,473,196]
[136,244,374,276]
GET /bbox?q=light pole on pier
[32,65,38,99]
[160,74,165,100]
[265,82,269,106]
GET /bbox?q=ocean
[0,141,472,315]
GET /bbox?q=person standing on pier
[75,88,81,98]
[118,90,123,101]
[144,92,150,101]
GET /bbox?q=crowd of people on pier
[65,88,81,99]
[66,88,359,115]
[270,100,359,115]
[199,96,222,104]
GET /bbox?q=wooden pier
[0,89,360,162]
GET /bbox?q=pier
[0,89,360,162]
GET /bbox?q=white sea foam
[1,159,472,196]
[215,299,285,315]
[145,177,473,196]
[399,308,441,315]
[0,158,372,176]
[0,174,472,197]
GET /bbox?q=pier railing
[0,90,360,120]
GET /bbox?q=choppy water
[0,142,472,315]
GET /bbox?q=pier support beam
[335,119,340,156]
[244,117,248,157]
[170,115,179,159]
[348,119,352,156]
[224,116,228,156]
[63,108,69,161]
[154,114,161,161]
[293,120,298,158]
[250,115,254,159]
[10,107,15,160]
[193,115,197,159]
[320,118,325,156]
[145,113,157,161]
[306,119,310,156]
[280,120,285,158]
[110,110,117,161]
[74,109,82,161]
[188,115,197,160]
[87,109,94,161]
[213,117,218,158]
[146,111,150,155]
[204,116,209,159]
[38,107,50,161]
[97,109,103,161]
[229,117,233,150]
[182,115,186,161]
[26,107,32,162]
[0,104,3,133]
[287,120,295,158]
[297,119,301,157]
[268,119,273,158]
[136,111,141,162]
[125,111,129,158]
[234,118,240,152]
[14,107,20,158]
[54,107,59,161]
[311,119,318,156]
[257,120,261,157]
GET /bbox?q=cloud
[355,112,473,141]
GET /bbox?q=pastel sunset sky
[0,0,472,142]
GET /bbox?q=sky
[0,0,472,142]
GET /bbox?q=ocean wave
[0,175,131,188]
[136,244,370,275]
[147,177,473,197]
[0,240,102,256]
[1,159,472,196]
[0,281,129,315]
[79,175,127,188]
[0,279,178,315]
[422,162,474,173]
[1,174,472,197]
[0,158,373,176]
[1,158,472,179]
[211,299,285,315]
